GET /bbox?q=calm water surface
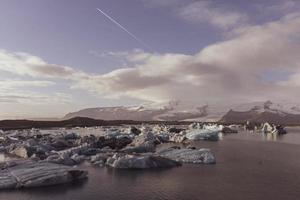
[1,128,300,200]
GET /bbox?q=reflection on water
[262,132,278,141]
[218,132,224,140]
[0,153,5,162]
[224,127,300,145]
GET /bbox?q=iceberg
[0,160,87,189]
[186,123,222,141]
[106,153,181,169]
[158,147,216,164]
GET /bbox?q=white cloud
[1,12,300,109]
[143,0,300,31]
[0,80,55,90]
[0,51,76,108]
[179,1,248,29]
[74,13,300,104]
[0,49,86,79]
[263,0,300,13]
[141,0,183,7]
[0,91,71,104]
[142,0,248,30]
[0,91,74,119]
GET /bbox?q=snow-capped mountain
[230,100,300,115]
[64,100,217,121]
[220,101,300,124]
[63,100,300,124]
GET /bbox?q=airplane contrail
[96,8,153,51]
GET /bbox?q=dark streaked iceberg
[106,153,181,169]
[158,148,216,164]
[0,160,87,189]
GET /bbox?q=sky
[0,0,300,119]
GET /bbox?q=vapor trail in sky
[96,8,153,51]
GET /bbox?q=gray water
[1,128,300,200]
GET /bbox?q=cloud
[0,51,81,105]
[1,11,300,106]
[0,91,74,119]
[0,91,71,104]
[0,80,55,90]
[141,0,183,7]
[179,1,248,29]
[263,0,300,13]
[75,13,300,104]
[143,1,300,31]
[0,51,77,106]
[142,0,248,30]
[0,50,85,79]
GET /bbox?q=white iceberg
[186,123,223,141]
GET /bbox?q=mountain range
[64,100,300,125]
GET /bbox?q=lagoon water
[1,128,300,200]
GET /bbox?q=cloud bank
[75,13,300,104]
[1,2,300,110]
